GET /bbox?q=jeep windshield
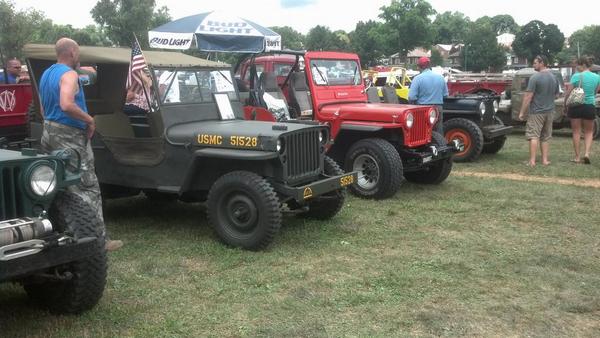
[154,68,237,105]
[310,59,362,86]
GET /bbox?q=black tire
[301,156,346,220]
[483,136,507,154]
[593,116,600,140]
[404,132,453,185]
[207,171,281,250]
[24,193,107,314]
[344,138,403,200]
[443,118,484,162]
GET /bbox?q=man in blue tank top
[39,38,122,251]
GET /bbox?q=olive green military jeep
[25,44,356,251]
[0,144,107,314]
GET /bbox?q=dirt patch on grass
[453,171,600,189]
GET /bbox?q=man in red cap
[408,56,448,133]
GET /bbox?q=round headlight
[319,130,324,143]
[428,109,437,125]
[493,100,499,113]
[277,138,284,153]
[406,112,414,128]
[479,102,486,115]
[30,164,57,197]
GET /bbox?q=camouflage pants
[41,121,106,238]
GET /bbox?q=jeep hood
[166,120,322,150]
[320,103,431,123]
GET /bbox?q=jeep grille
[1,166,24,219]
[405,107,432,147]
[283,129,322,184]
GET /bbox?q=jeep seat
[382,86,399,104]
[258,72,290,121]
[288,71,313,118]
[366,87,380,103]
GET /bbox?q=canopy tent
[148,11,281,53]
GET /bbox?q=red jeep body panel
[446,78,511,96]
[0,83,32,140]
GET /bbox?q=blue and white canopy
[148,11,281,53]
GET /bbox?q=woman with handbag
[564,57,600,164]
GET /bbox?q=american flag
[126,38,149,93]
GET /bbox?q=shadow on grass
[103,195,350,253]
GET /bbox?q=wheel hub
[353,154,380,190]
[224,194,258,232]
[446,129,470,156]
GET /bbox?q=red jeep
[0,82,32,144]
[237,51,459,199]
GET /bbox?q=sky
[13,0,599,37]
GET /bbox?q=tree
[432,11,470,44]
[557,25,600,64]
[461,24,506,72]
[91,0,171,47]
[513,20,564,65]
[430,48,443,66]
[0,0,47,59]
[349,20,385,68]
[378,0,436,57]
[269,26,304,50]
[490,15,519,35]
[305,25,349,51]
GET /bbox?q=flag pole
[133,33,154,112]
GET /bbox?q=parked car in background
[238,52,459,200]
[366,67,511,162]
[497,67,600,139]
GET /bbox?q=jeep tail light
[405,112,414,128]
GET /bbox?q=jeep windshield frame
[309,59,362,87]
[153,67,238,106]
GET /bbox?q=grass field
[1,133,599,337]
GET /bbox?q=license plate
[423,156,432,163]
[340,174,355,187]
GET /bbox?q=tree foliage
[305,25,349,51]
[430,48,443,66]
[432,11,470,44]
[490,15,519,35]
[513,20,564,65]
[349,20,385,68]
[461,24,506,72]
[0,0,47,59]
[269,26,304,50]
[475,14,519,35]
[91,0,171,47]
[556,25,600,64]
[378,0,436,57]
[0,0,111,60]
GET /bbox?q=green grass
[1,134,599,337]
[459,129,600,180]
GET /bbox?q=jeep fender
[179,148,280,192]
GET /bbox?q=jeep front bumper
[271,171,358,203]
[0,219,99,281]
[399,142,457,172]
[482,123,513,140]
